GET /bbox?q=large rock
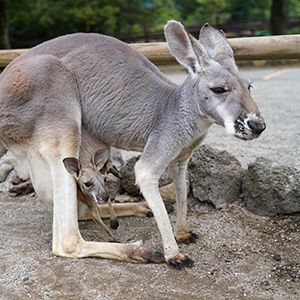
[120,156,140,196]
[159,181,189,204]
[242,157,300,216]
[120,155,172,196]
[188,145,244,209]
[0,150,30,181]
[0,163,13,182]
[106,173,122,200]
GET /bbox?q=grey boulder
[242,157,300,216]
[188,145,244,209]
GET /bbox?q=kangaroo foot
[110,219,119,230]
[176,230,198,244]
[166,254,194,270]
[9,178,34,196]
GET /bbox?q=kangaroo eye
[210,87,227,94]
[248,84,253,91]
[84,181,93,188]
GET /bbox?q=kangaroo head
[63,149,122,203]
[165,21,266,140]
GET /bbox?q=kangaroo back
[20,33,177,151]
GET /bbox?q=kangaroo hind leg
[169,158,198,244]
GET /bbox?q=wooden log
[131,35,300,62]
[131,42,176,64]
[0,34,300,67]
[0,49,27,67]
[228,34,300,61]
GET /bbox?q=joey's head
[63,149,122,204]
[164,21,266,140]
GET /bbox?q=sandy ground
[0,194,299,300]
[0,68,299,299]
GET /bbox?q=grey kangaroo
[0,20,265,269]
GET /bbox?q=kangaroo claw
[177,231,198,244]
[167,254,195,270]
[110,219,119,230]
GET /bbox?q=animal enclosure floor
[0,193,299,300]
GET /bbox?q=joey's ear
[164,20,207,74]
[106,161,123,179]
[91,148,110,171]
[63,157,82,179]
[199,23,235,65]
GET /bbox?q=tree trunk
[271,0,286,35]
[0,0,10,49]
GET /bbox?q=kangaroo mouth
[234,118,248,138]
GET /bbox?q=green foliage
[289,0,300,16]
[7,0,179,42]
[196,0,229,24]
[227,0,272,22]
[176,0,273,25]
[5,0,300,44]
[177,0,299,25]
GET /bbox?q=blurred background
[0,0,300,49]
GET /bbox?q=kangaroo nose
[102,194,109,203]
[247,119,266,134]
[96,193,109,203]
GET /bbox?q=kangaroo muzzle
[234,113,266,140]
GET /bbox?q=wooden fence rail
[0,34,300,67]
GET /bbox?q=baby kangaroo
[63,148,121,242]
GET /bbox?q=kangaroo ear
[63,157,82,179]
[165,20,207,74]
[199,23,235,65]
[106,161,123,179]
[91,148,110,172]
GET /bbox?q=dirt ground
[0,192,299,300]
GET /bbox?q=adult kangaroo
[0,21,265,269]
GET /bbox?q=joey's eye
[210,87,227,94]
[248,84,253,91]
[84,181,93,188]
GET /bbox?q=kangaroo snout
[96,192,110,204]
[233,113,266,140]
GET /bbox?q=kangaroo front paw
[176,230,198,244]
[110,219,119,230]
[166,254,195,270]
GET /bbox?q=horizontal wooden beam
[228,34,300,61]
[131,34,300,63]
[0,49,28,67]
[0,34,300,67]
